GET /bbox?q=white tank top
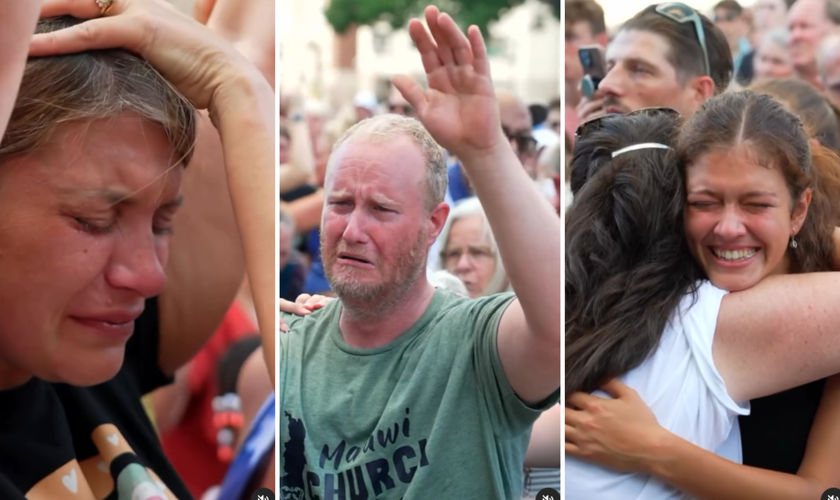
[566,280,750,499]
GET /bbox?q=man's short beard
[322,228,428,321]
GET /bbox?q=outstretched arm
[395,6,561,404]
[714,272,840,402]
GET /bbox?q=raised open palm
[393,6,504,159]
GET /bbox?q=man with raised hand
[277,6,561,499]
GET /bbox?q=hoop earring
[789,235,798,249]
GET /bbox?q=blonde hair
[0,17,196,166]
[329,114,447,210]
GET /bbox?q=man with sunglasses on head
[577,2,733,123]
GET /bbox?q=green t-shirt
[277,290,561,500]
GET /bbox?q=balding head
[818,33,840,74]
[818,33,840,107]
[788,0,840,77]
[328,114,447,211]
[497,90,532,134]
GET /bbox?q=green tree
[324,0,526,36]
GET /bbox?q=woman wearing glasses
[565,94,840,499]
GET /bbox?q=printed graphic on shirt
[79,455,115,499]
[26,460,97,500]
[26,425,179,500]
[280,408,430,500]
[92,424,134,463]
[115,463,167,500]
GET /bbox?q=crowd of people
[565,0,840,498]
[0,0,276,499]
[276,5,562,499]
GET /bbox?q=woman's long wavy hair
[565,111,704,396]
[747,79,840,225]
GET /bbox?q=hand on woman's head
[0,12,198,389]
[30,0,264,110]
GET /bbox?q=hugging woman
[565,92,840,499]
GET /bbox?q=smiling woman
[680,91,835,289]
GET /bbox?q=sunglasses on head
[655,2,711,77]
[574,107,680,141]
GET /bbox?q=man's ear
[427,201,450,245]
[688,75,716,110]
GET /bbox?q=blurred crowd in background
[564,0,840,207]
[565,0,840,140]
[278,3,563,497]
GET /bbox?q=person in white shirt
[564,96,840,499]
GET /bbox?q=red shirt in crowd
[160,301,257,498]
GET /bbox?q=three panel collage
[1,0,839,498]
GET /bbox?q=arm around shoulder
[713,272,840,403]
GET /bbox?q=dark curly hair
[565,110,704,395]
